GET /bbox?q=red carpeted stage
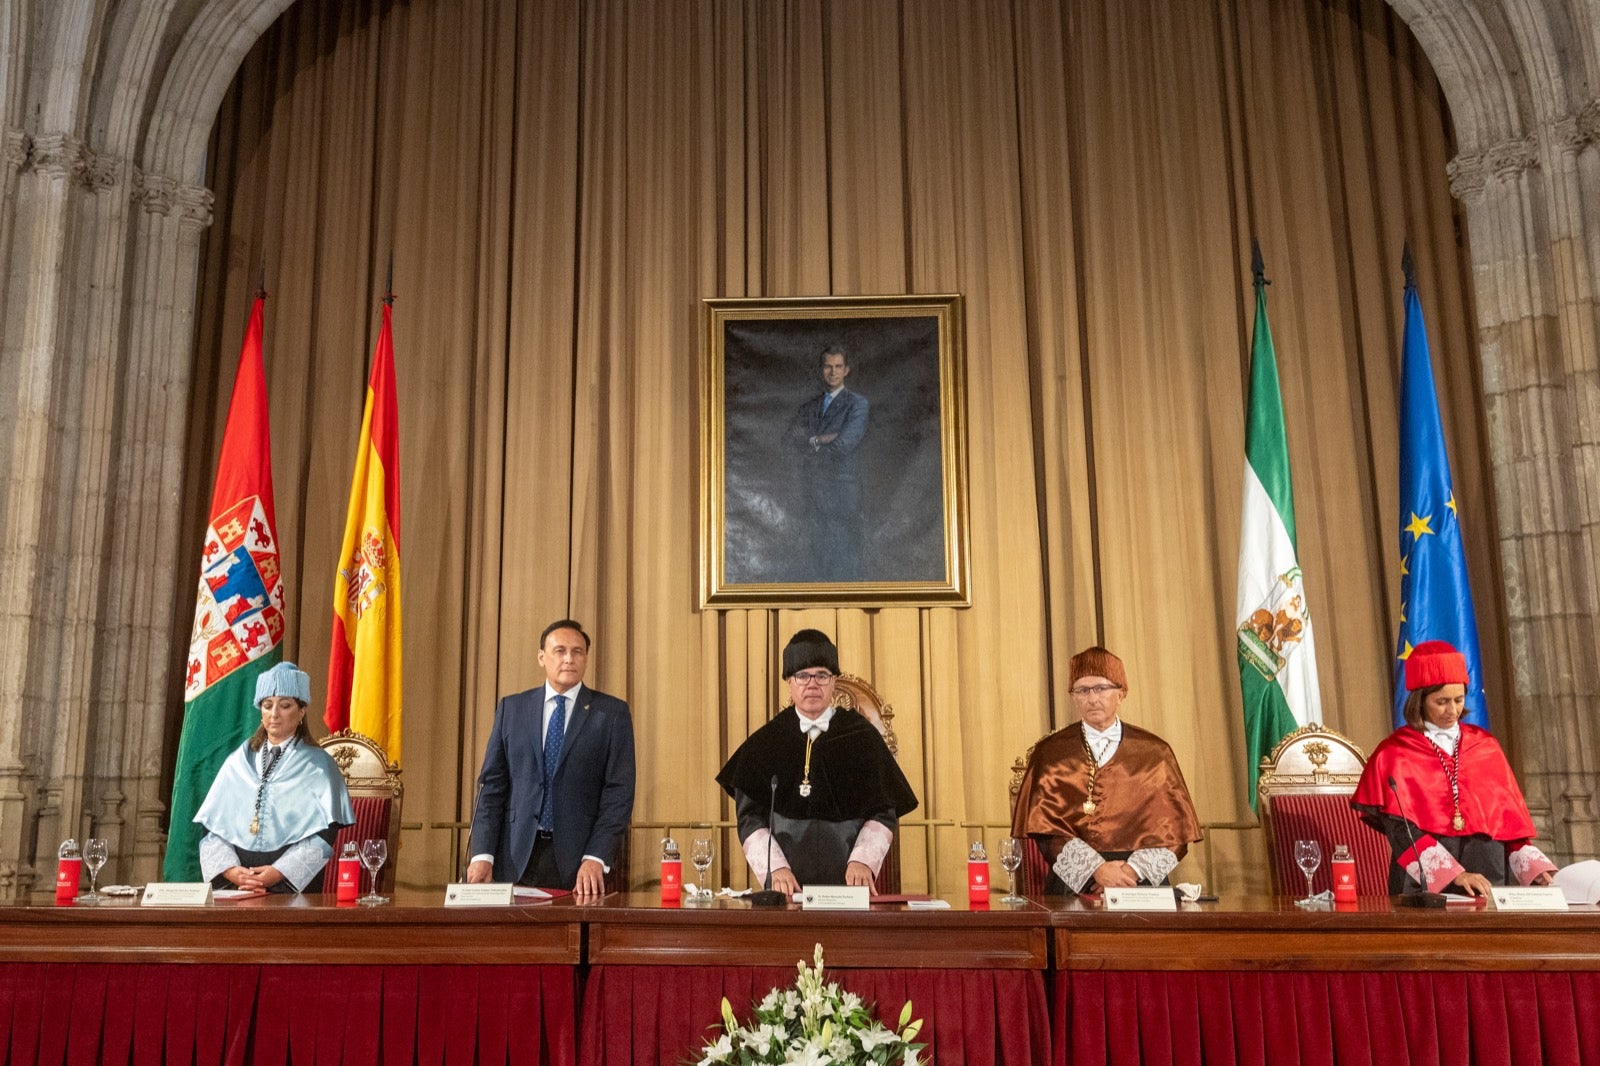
[2,892,1598,1064]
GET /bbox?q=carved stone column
[93,171,216,886]
[0,112,215,896]
[0,132,102,897]
[1452,112,1600,862]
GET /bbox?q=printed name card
[443,882,514,907]
[141,882,214,907]
[1489,886,1569,911]
[801,885,871,910]
[1103,887,1178,912]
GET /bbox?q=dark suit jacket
[783,387,869,485]
[468,683,636,886]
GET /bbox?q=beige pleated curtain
[177,0,1501,892]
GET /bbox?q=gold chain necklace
[1428,732,1466,832]
[1080,725,1118,815]
[799,732,816,797]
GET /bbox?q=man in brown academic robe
[1011,646,1202,894]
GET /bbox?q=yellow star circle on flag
[1404,512,1434,539]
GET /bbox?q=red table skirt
[0,964,576,1065]
[579,965,1049,1065]
[1058,970,1600,1066]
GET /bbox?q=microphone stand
[750,774,788,907]
[1388,776,1449,908]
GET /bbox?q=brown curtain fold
[180,0,1497,893]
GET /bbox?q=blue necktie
[822,392,833,415]
[539,694,567,832]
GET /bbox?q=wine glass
[359,838,389,904]
[1294,839,1322,902]
[81,838,108,903]
[690,837,714,894]
[999,837,1026,905]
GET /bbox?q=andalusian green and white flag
[1236,245,1322,807]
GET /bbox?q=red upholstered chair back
[1257,725,1388,896]
[318,730,403,895]
[605,831,630,894]
[1017,837,1051,896]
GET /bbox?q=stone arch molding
[3,0,1600,897]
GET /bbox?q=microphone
[1388,775,1448,908]
[750,774,787,907]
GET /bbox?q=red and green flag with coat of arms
[162,295,286,881]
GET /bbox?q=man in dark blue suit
[466,619,635,897]
[783,345,869,580]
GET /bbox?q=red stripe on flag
[325,613,354,734]
[368,304,400,549]
[211,298,276,528]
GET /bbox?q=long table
[3,891,1600,1064]
[0,890,583,1064]
[1044,894,1600,1066]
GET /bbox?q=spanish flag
[325,297,403,759]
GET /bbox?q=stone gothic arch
[1,0,1597,895]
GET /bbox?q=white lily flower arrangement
[692,944,924,1065]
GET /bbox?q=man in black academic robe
[716,630,918,893]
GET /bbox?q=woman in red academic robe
[1352,641,1557,897]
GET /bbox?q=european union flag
[1394,248,1487,727]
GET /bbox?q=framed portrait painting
[700,294,971,608]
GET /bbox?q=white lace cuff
[1509,843,1558,885]
[198,833,241,883]
[847,820,894,876]
[1402,838,1465,893]
[273,836,334,893]
[1053,837,1104,893]
[1127,847,1179,885]
[742,828,791,886]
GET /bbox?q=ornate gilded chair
[1257,724,1389,896]
[318,730,403,894]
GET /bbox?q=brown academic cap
[1069,646,1127,692]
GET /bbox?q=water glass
[81,838,108,903]
[1294,839,1322,902]
[359,838,389,904]
[690,837,714,892]
[999,837,1026,905]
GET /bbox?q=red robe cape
[1352,724,1536,841]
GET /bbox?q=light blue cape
[194,738,355,851]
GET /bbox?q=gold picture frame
[700,294,970,608]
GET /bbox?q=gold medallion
[249,817,260,836]
[1452,812,1465,832]
[1082,799,1096,815]
[799,781,812,798]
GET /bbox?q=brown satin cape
[1010,721,1202,854]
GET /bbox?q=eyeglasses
[791,671,835,686]
[1070,684,1121,698]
